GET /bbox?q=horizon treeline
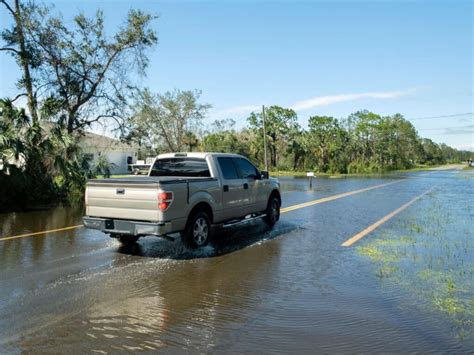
[128,105,471,174]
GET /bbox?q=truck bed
[85,176,219,223]
[87,176,217,186]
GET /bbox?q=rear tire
[264,196,280,227]
[181,211,212,249]
[113,234,139,246]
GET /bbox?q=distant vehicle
[129,157,155,175]
[130,163,151,175]
[468,159,474,167]
[83,153,281,248]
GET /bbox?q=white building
[79,132,139,174]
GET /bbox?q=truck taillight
[158,191,173,211]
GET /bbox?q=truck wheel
[115,234,139,246]
[264,196,280,227]
[181,211,212,249]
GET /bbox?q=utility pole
[262,105,269,172]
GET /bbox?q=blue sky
[1,0,473,149]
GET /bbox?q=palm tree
[0,99,27,173]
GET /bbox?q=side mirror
[261,171,269,179]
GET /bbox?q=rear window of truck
[149,158,211,177]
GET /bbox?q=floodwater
[0,169,473,353]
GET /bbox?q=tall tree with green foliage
[31,8,158,133]
[419,138,445,165]
[0,0,43,124]
[127,88,211,152]
[307,116,349,173]
[248,106,299,168]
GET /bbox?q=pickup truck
[83,153,281,248]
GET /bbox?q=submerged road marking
[341,188,435,247]
[280,179,403,214]
[0,177,415,242]
[0,225,84,242]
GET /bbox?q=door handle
[223,185,229,192]
[243,183,248,190]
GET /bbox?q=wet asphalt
[0,169,472,353]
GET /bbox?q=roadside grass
[356,188,474,340]
[269,164,456,177]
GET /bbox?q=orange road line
[341,188,435,247]
[0,225,84,242]
[280,179,403,214]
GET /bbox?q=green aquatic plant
[434,296,466,316]
[356,246,399,263]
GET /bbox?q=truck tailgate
[86,180,160,221]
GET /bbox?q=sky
[1,0,473,150]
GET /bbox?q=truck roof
[156,152,244,159]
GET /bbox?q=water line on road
[0,225,84,242]
[280,179,404,214]
[340,187,436,247]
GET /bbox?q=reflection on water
[0,203,84,270]
[0,203,84,237]
[5,233,285,352]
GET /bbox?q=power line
[407,112,473,121]
[418,125,474,131]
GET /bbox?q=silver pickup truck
[83,153,281,248]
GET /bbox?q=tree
[209,118,236,133]
[0,98,64,205]
[345,110,383,163]
[26,6,157,133]
[420,138,445,165]
[128,88,211,152]
[0,0,43,124]
[377,114,420,169]
[1,1,160,208]
[0,99,27,167]
[307,116,349,173]
[182,131,199,151]
[2,1,158,132]
[201,130,250,156]
[248,106,299,168]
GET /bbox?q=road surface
[1,169,472,353]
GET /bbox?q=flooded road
[1,169,473,353]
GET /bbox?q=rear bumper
[83,216,173,236]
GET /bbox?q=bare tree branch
[11,92,27,102]
[0,47,20,54]
[0,0,15,17]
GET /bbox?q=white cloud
[291,88,417,111]
[215,88,417,118]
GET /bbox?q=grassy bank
[268,164,457,177]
